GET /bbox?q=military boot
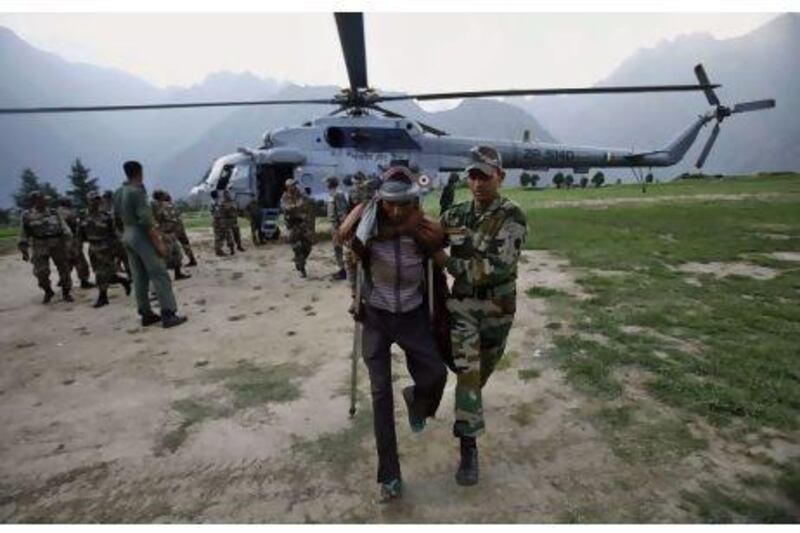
[119,277,132,296]
[298,265,307,278]
[141,311,162,327]
[162,310,188,329]
[330,269,347,281]
[455,436,479,486]
[237,244,245,252]
[80,279,95,289]
[92,289,109,308]
[62,288,74,303]
[215,250,226,257]
[186,254,198,267]
[42,287,55,304]
[174,266,191,280]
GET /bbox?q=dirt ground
[0,229,742,523]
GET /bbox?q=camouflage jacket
[440,196,528,296]
[281,193,314,239]
[80,209,116,244]
[348,178,377,209]
[220,198,239,223]
[327,190,349,229]
[19,207,72,246]
[152,200,183,234]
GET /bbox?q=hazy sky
[0,12,778,108]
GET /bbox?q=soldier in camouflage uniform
[325,176,348,281]
[428,145,528,486]
[164,192,197,267]
[152,190,191,280]
[80,192,132,307]
[209,191,230,256]
[101,190,129,274]
[18,190,74,303]
[343,172,378,292]
[221,189,245,252]
[245,197,262,246]
[280,179,314,278]
[57,197,94,289]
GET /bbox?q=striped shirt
[365,235,424,313]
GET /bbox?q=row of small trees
[12,159,99,210]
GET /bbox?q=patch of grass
[290,408,374,478]
[605,412,706,464]
[517,368,541,381]
[778,457,800,506]
[205,361,309,409]
[681,484,797,523]
[526,286,567,298]
[159,398,229,453]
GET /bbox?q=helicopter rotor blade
[378,83,721,102]
[693,64,720,106]
[696,122,721,168]
[731,99,776,114]
[0,98,337,115]
[334,12,368,91]
[367,104,448,136]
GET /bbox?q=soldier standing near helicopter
[424,146,528,487]
[210,190,234,256]
[280,179,314,278]
[57,197,94,289]
[325,176,348,280]
[221,189,245,252]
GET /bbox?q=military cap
[378,166,420,203]
[28,189,43,199]
[325,176,339,188]
[87,191,101,202]
[465,145,503,177]
[285,178,298,188]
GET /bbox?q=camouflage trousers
[289,232,312,270]
[162,233,183,270]
[68,239,91,283]
[31,237,72,291]
[88,242,118,291]
[213,220,234,253]
[226,221,242,248]
[175,227,196,262]
[447,294,516,438]
[113,239,130,274]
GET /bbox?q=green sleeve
[134,188,154,228]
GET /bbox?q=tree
[519,172,531,188]
[591,171,605,188]
[13,168,60,208]
[530,174,540,188]
[552,172,564,189]
[67,158,99,210]
[579,176,589,189]
[13,168,42,208]
[565,174,574,189]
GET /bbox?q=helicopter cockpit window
[325,127,420,151]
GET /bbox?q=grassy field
[501,174,800,522]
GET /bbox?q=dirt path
[0,230,700,522]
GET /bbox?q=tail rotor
[693,64,776,168]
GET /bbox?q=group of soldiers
[18,183,201,309]
[17,148,527,504]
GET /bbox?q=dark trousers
[362,303,448,483]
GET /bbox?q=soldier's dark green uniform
[441,196,527,437]
[113,176,180,323]
[221,192,244,252]
[152,193,187,278]
[326,177,348,279]
[280,180,314,277]
[18,192,74,303]
[58,201,93,288]
[80,192,131,307]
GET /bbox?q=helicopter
[0,13,776,240]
